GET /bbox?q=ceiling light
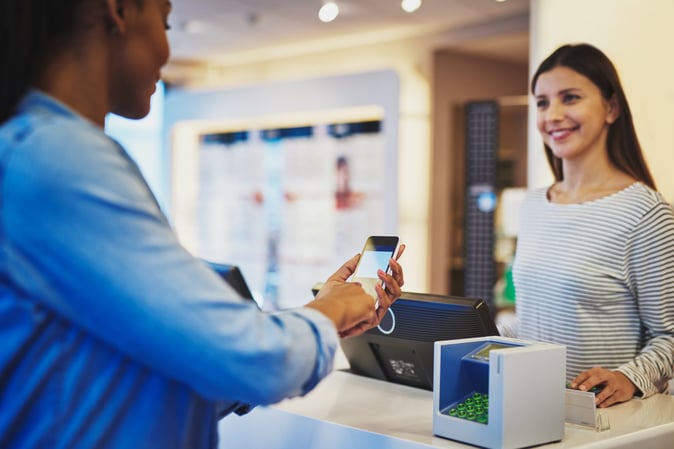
[319,2,339,23]
[401,0,422,13]
[182,20,209,34]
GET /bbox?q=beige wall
[529,0,674,199]
[431,52,528,294]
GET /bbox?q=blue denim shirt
[0,91,337,448]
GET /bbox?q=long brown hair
[531,43,656,190]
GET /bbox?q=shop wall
[163,38,433,293]
[163,72,398,307]
[161,14,528,293]
[529,0,674,200]
[431,52,528,294]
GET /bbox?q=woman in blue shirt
[0,1,405,448]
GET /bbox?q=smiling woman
[0,0,405,448]
[501,43,674,410]
[106,0,173,119]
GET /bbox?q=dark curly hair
[0,0,145,124]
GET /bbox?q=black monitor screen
[338,291,499,390]
[205,261,255,302]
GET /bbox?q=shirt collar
[18,89,81,120]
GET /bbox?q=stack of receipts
[565,388,611,431]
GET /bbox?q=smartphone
[351,236,399,304]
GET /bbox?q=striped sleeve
[619,201,674,397]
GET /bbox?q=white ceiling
[165,0,530,75]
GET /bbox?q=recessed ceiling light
[401,0,422,13]
[319,2,339,23]
[181,20,209,34]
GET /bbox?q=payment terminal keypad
[444,392,489,424]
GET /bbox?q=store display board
[171,106,395,310]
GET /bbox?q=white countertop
[219,365,674,449]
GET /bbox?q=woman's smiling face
[109,0,172,119]
[534,65,619,163]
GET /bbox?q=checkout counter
[217,348,674,449]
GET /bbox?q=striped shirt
[510,182,674,397]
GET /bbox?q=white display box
[433,336,566,449]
